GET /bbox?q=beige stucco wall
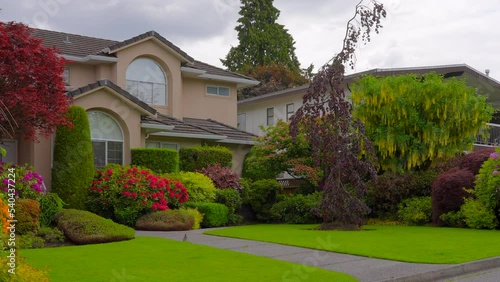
[74,87,145,165]
[182,78,238,127]
[67,63,96,89]
[113,39,183,118]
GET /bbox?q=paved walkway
[136,228,500,282]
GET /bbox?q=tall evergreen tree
[222,0,301,73]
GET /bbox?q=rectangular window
[146,142,179,151]
[206,85,230,97]
[237,113,246,131]
[267,108,274,126]
[92,140,123,168]
[92,141,106,168]
[286,103,294,121]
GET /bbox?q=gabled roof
[183,117,257,144]
[67,79,157,115]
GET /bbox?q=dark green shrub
[183,202,229,227]
[244,179,283,221]
[131,148,179,173]
[55,209,135,245]
[439,210,466,228]
[431,168,474,225]
[270,192,322,224]
[460,198,498,229]
[215,189,243,225]
[397,196,432,226]
[37,226,66,244]
[51,106,94,210]
[39,192,65,227]
[17,199,40,235]
[17,232,45,249]
[179,146,232,172]
[198,163,242,190]
[365,170,437,219]
[167,171,216,202]
[135,210,195,231]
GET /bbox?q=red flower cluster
[88,166,188,225]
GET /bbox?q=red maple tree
[0,22,71,141]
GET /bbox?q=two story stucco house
[238,64,500,141]
[0,28,260,190]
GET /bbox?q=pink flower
[490,153,499,160]
[493,170,499,176]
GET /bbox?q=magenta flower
[493,170,499,176]
[490,153,499,160]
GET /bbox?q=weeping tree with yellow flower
[351,73,494,172]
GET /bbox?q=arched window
[88,111,124,168]
[126,58,167,105]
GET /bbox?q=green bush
[179,146,232,172]
[39,193,65,227]
[17,232,45,249]
[270,192,322,224]
[460,198,498,229]
[439,210,466,228]
[37,226,66,244]
[131,148,179,173]
[474,149,500,224]
[17,199,40,235]
[55,209,135,245]
[51,106,94,210]
[167,171,216,203]
[135,209,195,231]
[183,202,229,227]
[365,170,437,219]
[0,255,49,282]
[244,179,282,222]
[215,189,242,214]
[180,207,204,229]
[397,196,432,226]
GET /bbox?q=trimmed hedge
[131,148,179,173]
[51,106,94,210]
[55,209,135,245]
[183,202,229,227]
[135,209,194,231]
[179,146,232,172]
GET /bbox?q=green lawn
[205,224,500,264]
[21,236,356,282]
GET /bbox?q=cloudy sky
[1,0,500,80]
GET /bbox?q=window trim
[145,141,180,151]
[286,103,294,121]
[267,107,274,126]
[206,85,231,97]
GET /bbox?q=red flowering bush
[87,165,188,226]
[198,163,242,191]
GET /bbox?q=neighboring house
[238,64,500,146]
[0,28,259,190]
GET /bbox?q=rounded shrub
[460,198,498,229]
[431,168,474,225]
[458,148,494,175]
[198,163,242,190]
[397,196,432,226]
[270,192,322,224]
[365,170,437,219]
[167,171,216,203]
[38,192,65,227]
[244,179,282,222]
[215,188,243,225]
[473,149,500,225]
[183,202,229,227]
[180,145,232,172]
[55,209,135,245]
[180,207,203,229]
[135,210,195,231]
[131,148,179,173]
[51,106,94,210]
[17,199,40,235]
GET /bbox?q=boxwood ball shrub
[431,167,474,226]
[167,171,216,203]
[16,199,41,235]
[135,209,195,231]
[51,106,95,210]
[244,179,283,222]
[55,209,135,245]
[198,163,242,191]
[183,202,229,227]
[397,196,432,226]
[87,165,188,226]
[179,145,232,172]
[131,148,179,173]
[270,192,322,224]
[473,150,500,226]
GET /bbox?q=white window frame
[145,141,179,151]
[286,103,294,121]
[206,85,230,97]
[88,111,124,168]
[267,107,274,126]
[126,58,168,106]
